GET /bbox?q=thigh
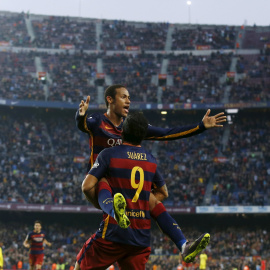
[77,235,123,270]
[29,255,36,266]
[117,246,151,270]
[35,254,44,266]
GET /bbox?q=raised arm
[145,109,226,141]
[75,95,90,133]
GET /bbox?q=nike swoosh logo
[105,126,113,130]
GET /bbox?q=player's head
[122,112,148,145]
[34,220,42,232]
[104,84,130,117]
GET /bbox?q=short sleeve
[88,149,109,180]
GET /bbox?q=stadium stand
[0,11,270,269]
[0,213,269,270]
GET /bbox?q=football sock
[97,181,115,218]
[151,203,186,253]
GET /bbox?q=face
[34,222,42,233]
[109,87,130,118]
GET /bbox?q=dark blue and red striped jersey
[75,111,206,171]
[89,144,165,247]
[26,230,46,255]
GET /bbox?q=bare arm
[81,174,101,209]
[152,184,169,202]
[43,239,52,247]
[23,236,30,248]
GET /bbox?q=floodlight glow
[161,111,167,115]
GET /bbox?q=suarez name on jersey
[89,144,165,248]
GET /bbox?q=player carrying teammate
[23,220,52,270]
[76,112,210,270]
[75,84,225,262]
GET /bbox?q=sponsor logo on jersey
[126,210,145,218]
[107,138,122,147]
[33,237,44,242]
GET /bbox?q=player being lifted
[75,84,226,262]
[23,220,52,270]
[76,112,210,270]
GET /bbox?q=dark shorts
[29,254,44,266]
[77,234,151,270]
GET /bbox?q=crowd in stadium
[0,11,270,270]
[0,109,269,207]
[0,13,30,47]
[0,220,269,270]
[171,25,237,50]
[0,12,270,105]
[32,16,97,50]
[211,116,270,206]
[0,49,269,104]
[101,21,169,51]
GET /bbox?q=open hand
[202,109,227,129]
[79,96,90,116]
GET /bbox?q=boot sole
[183,233,210,263]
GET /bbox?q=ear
[106,96,113,105]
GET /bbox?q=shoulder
[95,148,113,163]
[87,112,103,121]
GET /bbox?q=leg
[97,178,130,229]
[117,246,151,270]
[35,254,44,270]
[76,236,123,270]
[149,192,160,211]
[74,262,81,270]
[149,193,186,247]
[149,193,210,263]
[35,265,42,270]
[29,255,35,270]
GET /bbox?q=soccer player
[23,220,52,270]
[75,84,224,261]
[76,112,210,270]
[75,84,226,204]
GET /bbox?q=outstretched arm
[145,109,227,141]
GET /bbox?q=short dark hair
[122,112,148,145]
[104,84,126,108]
[34,220,42,226]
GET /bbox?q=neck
[106,110,122,126]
